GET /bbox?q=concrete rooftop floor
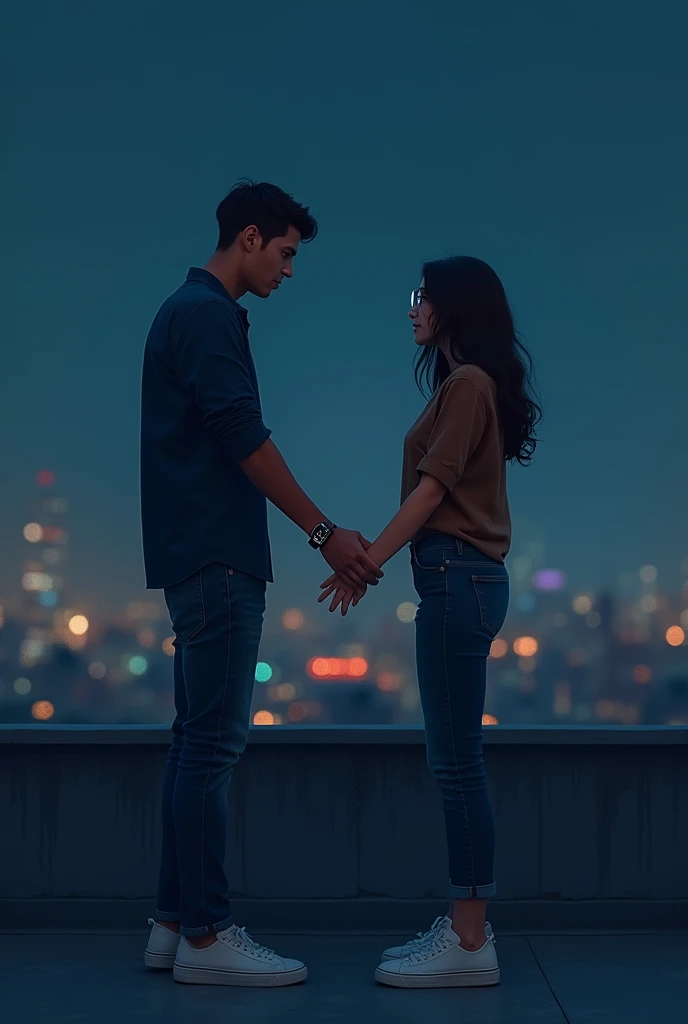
[3,929,688,1023]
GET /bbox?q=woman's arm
[319,472,447,613]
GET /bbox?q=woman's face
[408,281,435,346]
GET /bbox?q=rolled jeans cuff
[179,913,234,938]
[450,881,496,900]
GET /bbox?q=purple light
[533,569,566,592]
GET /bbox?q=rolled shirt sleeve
[173,300,271,462]
[416,378,487,490]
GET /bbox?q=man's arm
[173,302,383,590]
[239,438,383,589]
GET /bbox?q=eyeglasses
[410,289,426,308]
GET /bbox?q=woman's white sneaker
[144,918,180,970]
[173,924,307,987]
[381,915,494,961]
[375,917,499,989]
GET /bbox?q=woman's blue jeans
[412,534,509,900]
[153,562,266,938]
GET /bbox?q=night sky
[2,1,686,627]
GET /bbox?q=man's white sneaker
[144,918,180,970]
[173,924,307,987]
[375,917,499,989]
[381,915,494,961]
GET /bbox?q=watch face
[313,524,330,545]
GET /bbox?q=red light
[307,657,369,680]
[37,470,55,487]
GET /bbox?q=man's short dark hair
[215,179,318,251]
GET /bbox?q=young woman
[319,255,541,989]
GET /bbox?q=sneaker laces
[404,927,453,964]
[400,915,444,954]
[228,926,276,961]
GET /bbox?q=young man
[141,180,383,987]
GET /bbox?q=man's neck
[203,251,246,302]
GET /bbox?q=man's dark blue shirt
[140,268,273,589]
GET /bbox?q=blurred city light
[482,714,499,725]
[253,710,275,725]
[553,682,571,716]
[516,593,536,612]
[22,572,53,592]
[376,671,403,692]
[680,609,688,628]
[572,594,593,615]
[255,662,273,682]
[31,700,55,720]
[68,614,89,636]
[128,656,148,675]
[586,611,602,628]
[88,662,106,680]
[36,470,55,487]
[307,656,369,679]
[633,665,653,684]
[39,591,58,608]
[14,678,32,695]
[282,608,305,630]
[162,636,175,656]
[269,683,297,701]
[518,656,537,673]
[396,602,417,623]
[23,522,43,543]
[513,636,539,657]
[137,628,156,648]
[639,564,658,584]
[553,613,568,627]
[640,595,658,613]
[666,626,685,647]
[489,639,508,659]
[532,569,566,591]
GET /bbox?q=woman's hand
[318,572,367,615]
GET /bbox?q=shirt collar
[186,267,249,324]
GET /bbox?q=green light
[255,662,273,683]
[129,656,148,676]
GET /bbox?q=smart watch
[308,521,337,549]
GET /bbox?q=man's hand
[318,573,367,616]
[320,528,383,590]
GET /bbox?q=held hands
[319,528,383,590]
[317,532,379,616]
[318,572,367,616]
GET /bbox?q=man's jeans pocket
[164,570,206,643]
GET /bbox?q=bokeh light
[88,662,106,680]
[396,602,417,623]
[14,677,32,695]
[253,710,275,725]
[162,636,175,656]
[282,609,305,630]
[482,714,499,725]
[23,523,43,543]
[36,470,55,487]
[128,655,148,676]
[255,662,273,683]
[489,638,508,659]
[513,636,539,657]
[639,564,658,584]
[586,611,601,628]
[572,594,593,615]
[633,665,653,684]
[32,700,55,720]
[137,628,156,648]
[68,614,89,636]
[307,657,369,679]
[666,626,685,647]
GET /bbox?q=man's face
[244,224,301,298]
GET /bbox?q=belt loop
[455,538,461,557]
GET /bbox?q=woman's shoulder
[444,364,496,397]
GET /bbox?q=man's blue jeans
[153,562,266,938]
[412,534,510,901]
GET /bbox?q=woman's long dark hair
[414,256,541,465]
